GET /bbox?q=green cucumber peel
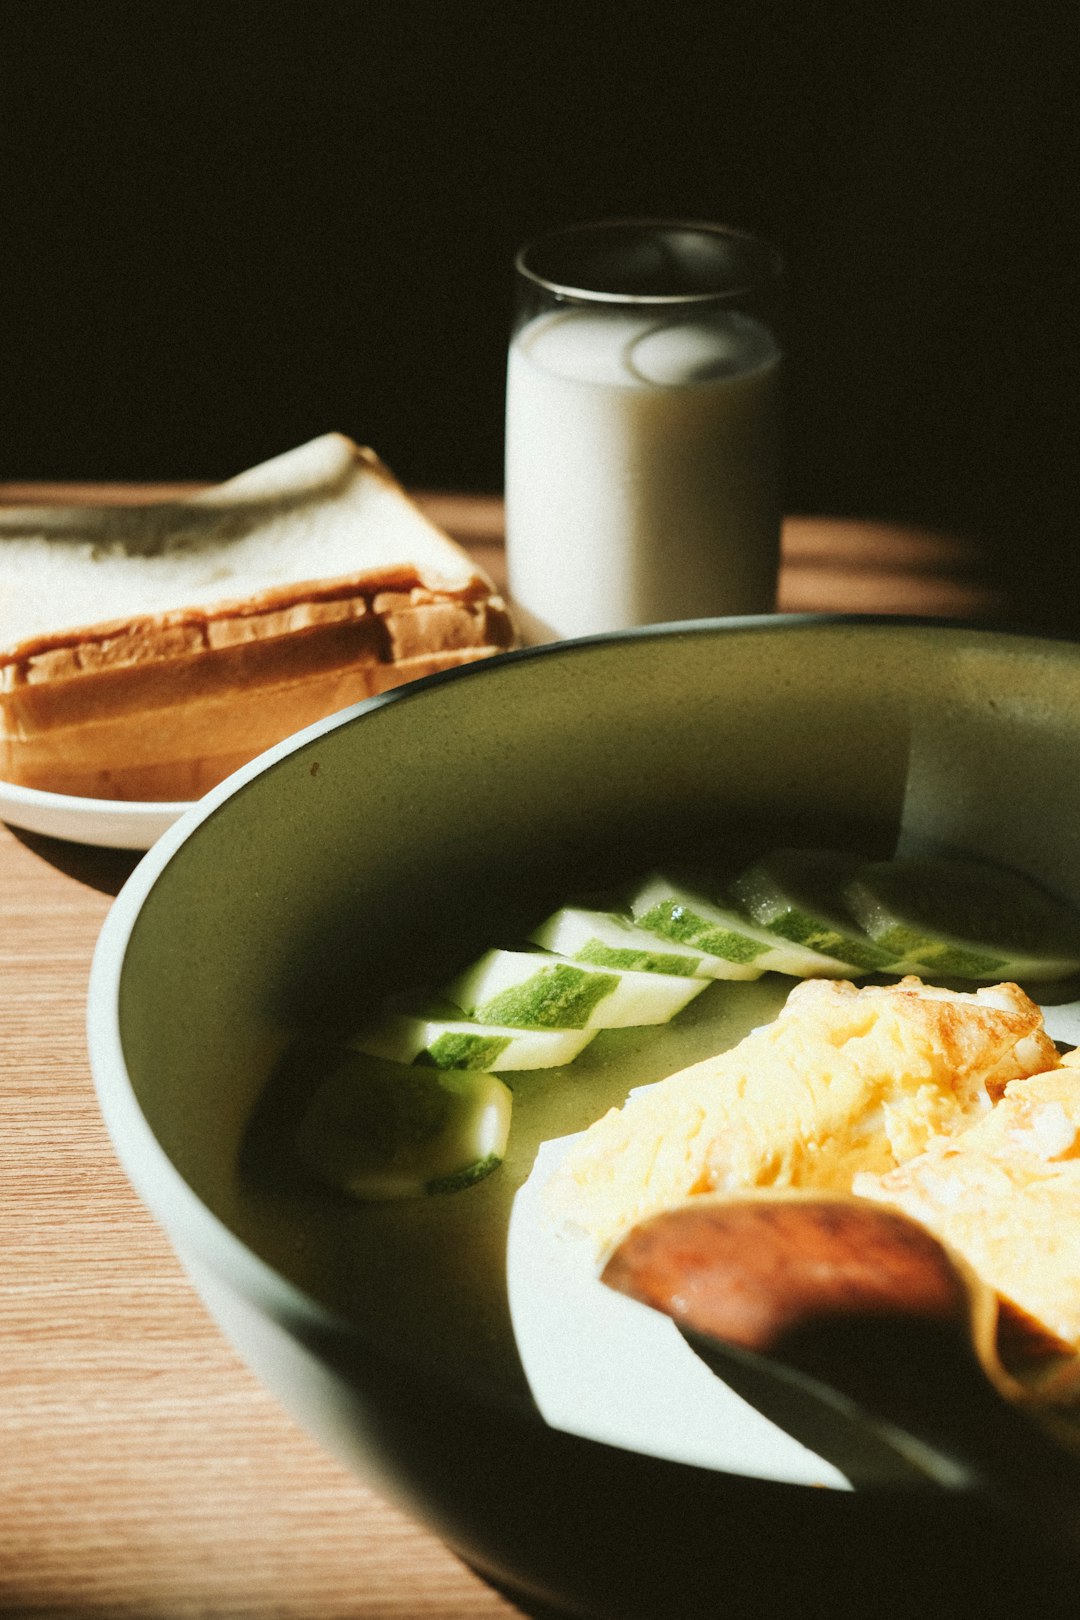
[421,1031,514,1069]
[528,906,710,978]
[635,898,768,964]
[426,1152,504,1195]
[744,906,896,971]
[909,944,1009,978]
[572,938,702,976]
[470,960,620,1029]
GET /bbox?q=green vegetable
[444,947,708,1029]
[844,857,1080,982]
[295,1051,512,1199]
[629,874,860,978]
[529,905,726,978]
[350,1009,598,1070]
[727,848,899,973]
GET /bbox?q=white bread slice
[0,434,515,801]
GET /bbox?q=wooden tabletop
[0,489,1015,1618]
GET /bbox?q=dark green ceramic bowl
[89,618,1080,1619]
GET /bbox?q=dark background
[2,0,1078,623]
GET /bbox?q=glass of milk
[505,220,783,643]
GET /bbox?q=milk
[505,306,781,642]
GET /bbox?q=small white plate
[0,777,192,850]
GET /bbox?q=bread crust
[0,642,504,801]
[0,439,516,801]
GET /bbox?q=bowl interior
[112,620,1080,1433]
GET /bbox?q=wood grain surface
[0,488,1003,1619]
[0,828,523,1619]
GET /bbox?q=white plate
[508,1131,850,1490]
[0,777,192,850]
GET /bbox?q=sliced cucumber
[844,857,1080,982]
[295,1051,512,1199]
[727,848,899,973]
[528,904,757,980]
[444,947,707,1029]
[350,1009,598,1070]
[629,874,860,978]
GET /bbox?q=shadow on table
[11,826,144,895]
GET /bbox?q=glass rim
[514,217,782,307]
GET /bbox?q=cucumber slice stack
[843,857,1080,983]
[332,847,1080,1204]
[295,1050,513,1199]
[305,846,1080,1204]
[726,848,901,974]
[629,873,861,979]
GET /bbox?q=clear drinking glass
[505,219,783,643]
